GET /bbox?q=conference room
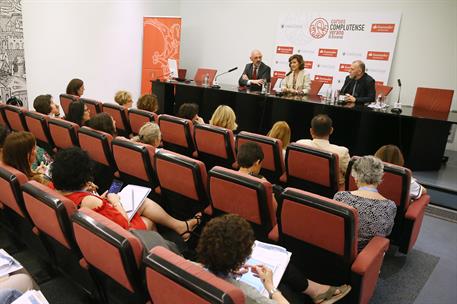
[0,0,456,303]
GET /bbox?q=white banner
[272,12,401,94]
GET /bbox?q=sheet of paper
[168,58,178,78]
[0,249,23,277]
[118,185,151,221]
[12,290,49,304]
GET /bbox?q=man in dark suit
[238,49,271,90]
[340,60,376,104]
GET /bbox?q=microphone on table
[275,71,292,96]
[340,77,354,95]
[212,67,238,88]
[391,79,402,114]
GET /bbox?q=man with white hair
[340,60,376,104]
[238,49,271,90]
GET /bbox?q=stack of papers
[368,102,389,109]
[12,290,49,304]
[238,241,291,297]
[0,249,23,277]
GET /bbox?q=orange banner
[141,16,182,95]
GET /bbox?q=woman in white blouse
[281,54,311,95]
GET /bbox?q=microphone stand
[212,67,238,89]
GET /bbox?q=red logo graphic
[339,63,351,72]
[309,18,329,39]
[375,81,384,86]
[304,61,313,69]
[276,46,294,54]
[273,71,286,78]
[367,51,390,61]
[371,24,395,33]
[318,48,338,57]
[314,75,333,84]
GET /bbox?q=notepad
[118,185,151,222]
[0,249,23,277]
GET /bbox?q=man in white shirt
[296,114,350,186]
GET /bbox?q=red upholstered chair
[21,181,97,295]
[80,98,102,118]
[375,84,393,98]
[194,123,236,170]
[3,105,27,131]
[154,149,208,219]
[194,68,217,85]
[345,156,430,254]
[208,166,276,240]
[413,87,454,113]
[48,118,79,149]
[158,114,195,157]
[24,111,54,148]
[78,126,115,168]
[144,246,245,304]
[59,94,79,117]
[111,137,157,188]
[71,208,147,304]
[128,108,158,135]
[178,68,187,79]
[270,188,389,304]
[102,103,131,137]
[270,76,282,93]
[310,80,325,95]
[0,103,9,128]
[283,143,340,198]
[236,131,285,184]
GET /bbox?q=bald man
[340,60,376,104]
[238,50,271,90]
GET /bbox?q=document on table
[0,249,23,277]
[118,185,151,222]
[238,240,291,297]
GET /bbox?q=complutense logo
[309,18,329,39]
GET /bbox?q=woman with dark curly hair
[86,112,117,136]
[51,147,200,238]
[177,103,204,125]
[281,54,311,95]
[137,93,159,113]
[197,214,351,304]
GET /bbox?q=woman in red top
[51,147,199,237]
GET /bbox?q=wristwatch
[268,287,279,299]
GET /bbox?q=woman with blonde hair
[132,122,161,148]
[267,121,291,154]
[209,105,237,131]
[114,90,133,108]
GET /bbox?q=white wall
[22,0,179,106]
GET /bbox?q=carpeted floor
[371,248,440,304]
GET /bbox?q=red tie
[252,66,257,80]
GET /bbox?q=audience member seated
[6,96,24,107]
[177,103,204,125]
[137,93,159,113]
[1,131,51,186]
[33,94,60,118]
[131,122,161,149]
[209,105,237,131]
[297,114,349,187]
[334,156,396,250]
[197,214,351,304]
[375,144,427,200]
[66,101,90,126]
[51,147,200,239]
[0,124,10,159]
[114,90,133,108]
[86,112,117,136]
[267,121,291,156]
[66,78,85,97]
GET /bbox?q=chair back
[413,87,454,113]
[194,68,217,85]
[78,127,115,167]
[71,208,144,293]
[0,164,29,218]
[80,98,102,118]
[48,118,79,149]
[144,246,245,304]
[102,103,131,136]
[59,94,79,117]
[128,108,158,135]
[310,80,325,95]
[375,84,393,97]
[285,143,339,197]
[4,105,27,131]
[194,124,236,169]
[158,114,195,156]
[236,131,285,183]
[270,77,282,92]
[22,181,77,251]
[24,111,54,147]
[178,69,187,79]
[0,103,9,128]
[208,166,276,236]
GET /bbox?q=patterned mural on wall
[0,0,27,106]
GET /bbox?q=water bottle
[203,73,209,86]
[334,89,340,104]
[325,87,332,103]
[261,79,268,94]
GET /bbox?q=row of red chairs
[0,158,387,304]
